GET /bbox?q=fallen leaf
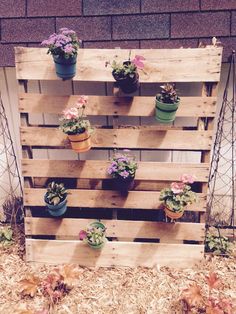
[59,264,79,288]
[206,272,221,290]
[19,273,40,297]
[181,283,204,308]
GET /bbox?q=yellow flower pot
[68,131,91,153]
[164,206,184,220]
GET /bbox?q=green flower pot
[155,97,180,123]
[86,221,106,249]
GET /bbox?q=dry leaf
[206,272,221,290]
[181,283,204,308]
[59,264,79,288]
[19,273,40,297]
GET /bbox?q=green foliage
[60,118,91,135]
[45,182,68,206]
[157,83,179,104]
[111,60,137,79]
[205,232,232,255]
[159,185,196,212]
[86,225,106,246]
[0,225,13,245]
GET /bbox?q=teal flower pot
[53,55,77,80]
[155,97,180,123]
[45,197,67,217]
[86,221,107,249]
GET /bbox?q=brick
[84,0,140,15]
[57,17,111,41]
[84,41,139,49]
[1,18,55,43]
[0,0,25,18]
[113,14,169,40]
[232,12,236,36]
[27,0,82,17]
[171,12,230,38]
[142,0,199,13]
[201,37,236,62]
[201,0,236,10]
[141,39,198,49]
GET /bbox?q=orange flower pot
[68,131,91,153]
[164,206,184,220]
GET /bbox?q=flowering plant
[79,223,106,247]
[106,53,145,79]
[41,28,81,58]
[159,174,197,213]
[107,150,138,179]
[60,96,92,135]
[45,182,68,206]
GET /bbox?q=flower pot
[87,221,106,249]
[155,97,180,123]
[112,61,139,94]
[68,131,91,153]
[45,197,67,217]
[53,55,77,80]
[164,206,184,220]
[113,175,135,195]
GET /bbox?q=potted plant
[60,96,92,153]
[41,27,81,80]
[44,182,68,217]
[106,53,145,94]
[159,174,197,219]
[107,150,138,195]
[155,83,180,123]
[79,221,107,249]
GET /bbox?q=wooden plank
[24,188,206,211]
[26,239,204,267]
[25,217,205,241]
[19,93,217,118]
[21,159,209,182]
[20,127,213,150]
[15,47,222,82]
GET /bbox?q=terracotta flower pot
[164,206,184,220]
[68,131,91,153]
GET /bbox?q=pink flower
[77,95,88,108]
[132,55,145,69]
[79,230,87,240]
[62,107,78,119]
[181,174,196,184]
[171,182,185,194]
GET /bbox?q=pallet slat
[25,217,205,241]
[20,127,213,150]
[19,93,217,118]
[22,159,209,182]
[15,47,222,82]
[26,239,204,267]
[24,188,206,211]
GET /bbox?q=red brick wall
[0,0,235,66]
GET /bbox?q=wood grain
[19,93,217,118]
[15,47,222,82]
[25,217,205,241]
[24,188,206,211]
[26,239,204,267]
[20,127,213,150]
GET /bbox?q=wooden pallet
[15,47,223,267]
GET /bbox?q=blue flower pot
[53,55,77,80]
[45,197,67,217]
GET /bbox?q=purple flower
[120,170,129,178]
[79,230,87,240]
